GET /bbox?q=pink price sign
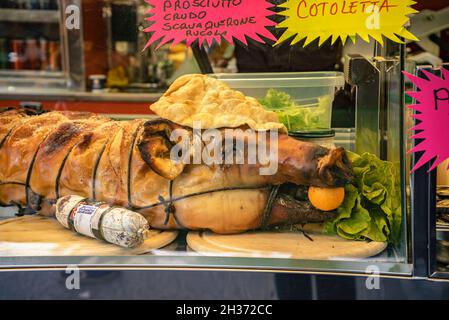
[404,69,449,173]
[144,0,276,49]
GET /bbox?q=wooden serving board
[187,227,387,260]
[0,216,178,256]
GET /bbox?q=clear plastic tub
[210,72,345,131]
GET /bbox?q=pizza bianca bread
[150,74,287,133]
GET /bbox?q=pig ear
[137,119,189,180]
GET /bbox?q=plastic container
[210,72,345,131]
[334,127,356,151]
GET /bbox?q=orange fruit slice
[308,187,345,212]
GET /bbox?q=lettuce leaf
[259,89,331,131]
[259,89,294,110]
[324,152,402,243]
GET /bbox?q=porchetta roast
[0,74,353,234]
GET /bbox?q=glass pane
[0,1,61,72]
[0,0,415,276]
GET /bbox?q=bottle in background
[30,0,40,10]
[40,0,50,10]
[17,0,28,9]
[48,40,60,71]
[39,37,48,71]
[25,38,40,70]
[10,39,26,70]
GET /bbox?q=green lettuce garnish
[324,152,402,243]
[259,89,331,131]
[259,89,293,110]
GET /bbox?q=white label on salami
[73,205,98,238]
[55,195,85,229]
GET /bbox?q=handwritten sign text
[144,0,276,49]
[276,0,419,47]
[405,69,449,172]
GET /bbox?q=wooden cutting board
[0,215,178,256]
[187,226,388,260]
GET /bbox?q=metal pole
[191,42,213,74]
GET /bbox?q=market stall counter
[0,89,161,117]
[0,72,412,278]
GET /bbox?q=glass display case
[1,0,449,300]
[103,0,193,92]
[409,64,449,280]
[0,43,413,278]
[0,0,84,91]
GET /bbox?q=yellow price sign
[275,0,419,46]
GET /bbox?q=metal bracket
[344,51,401,160]
[191,43,213,75]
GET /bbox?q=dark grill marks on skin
[318,147,354,186]
[43,122,88,200]
[56,130,101,199]
[42,122,83,156]
[137,119,188,181]
[77,132,94,151]
[27,121,90,207]
[313,146,328,160]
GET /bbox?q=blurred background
[0,1,446,92]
